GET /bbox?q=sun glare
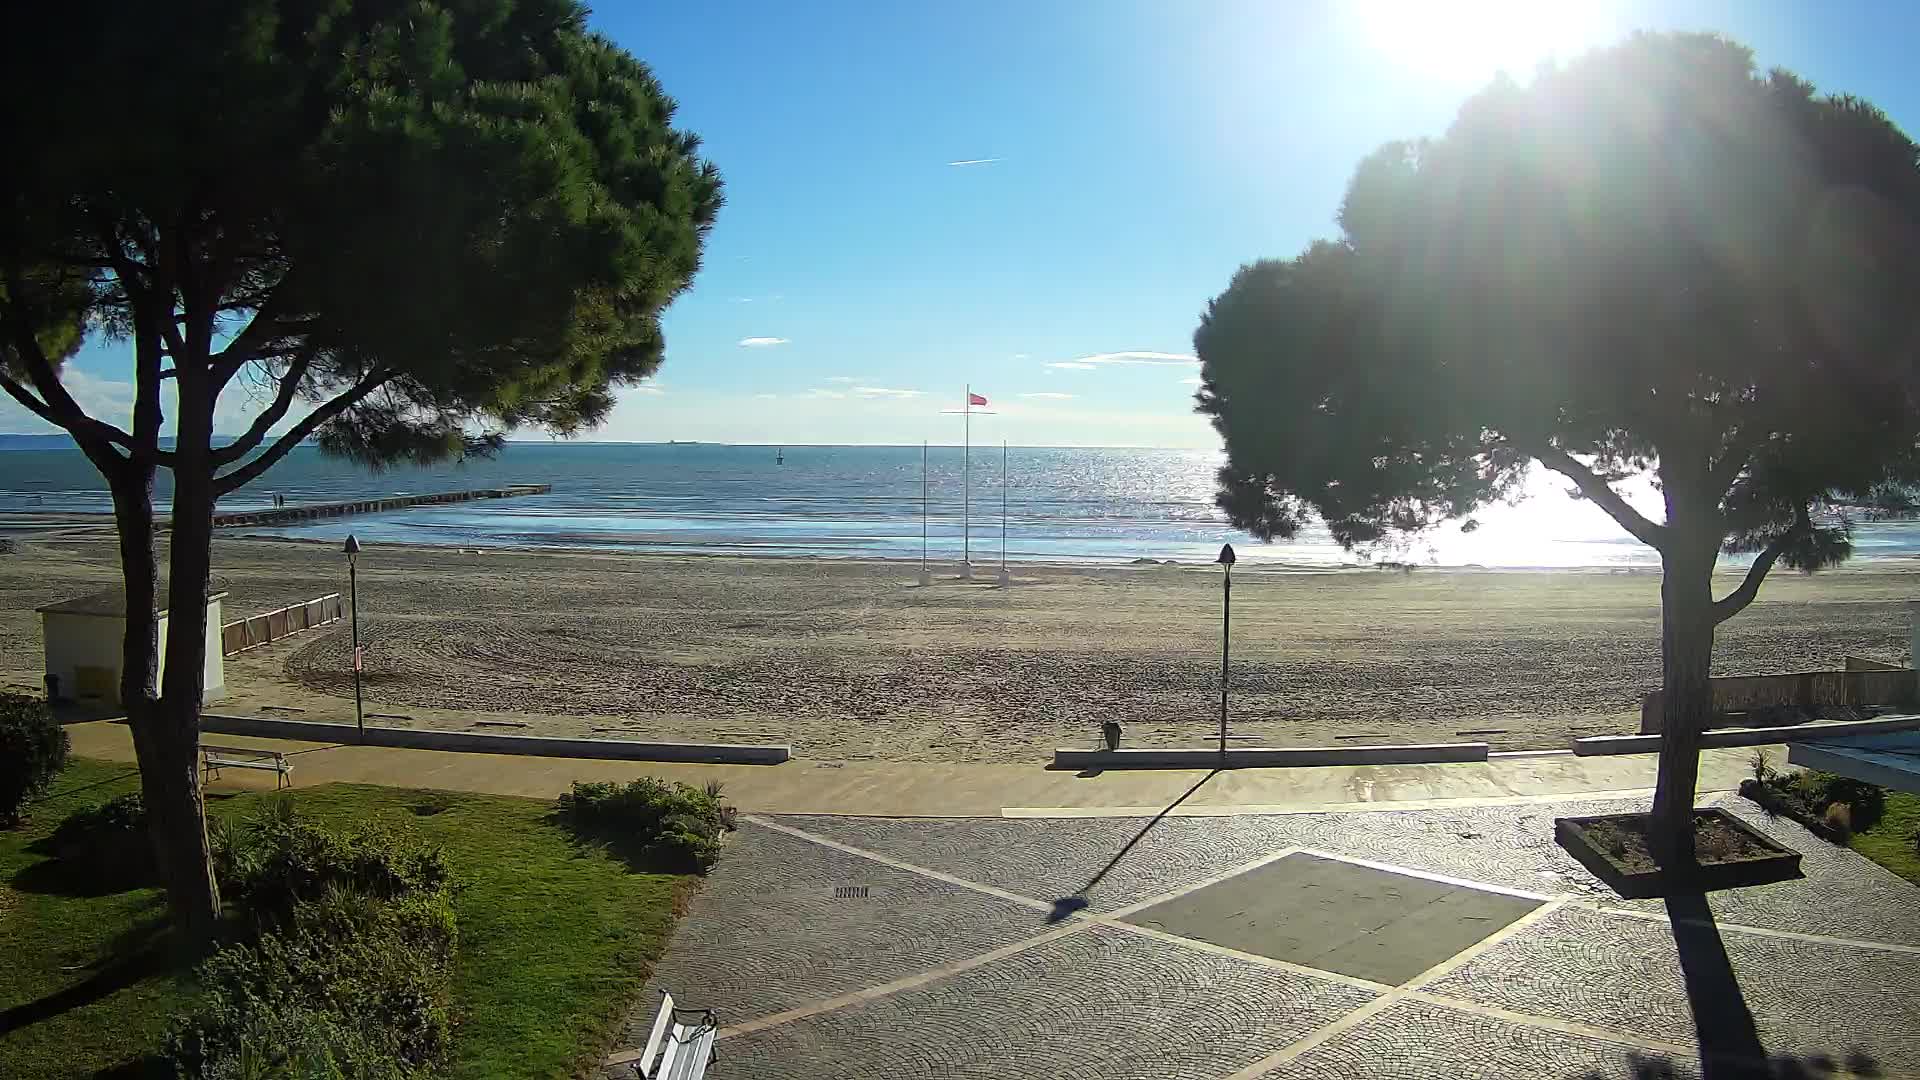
[1353,0,1613,85]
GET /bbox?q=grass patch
[1,759,692,1078]
[1849,790,1920,886]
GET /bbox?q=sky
[12,0,1920,448]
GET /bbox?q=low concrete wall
[1639,669,1917,734]
[198,713,789,765]
[1575,713,1920,756]
[1051,742,1489,770]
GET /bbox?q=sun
[1351,0,1613,86]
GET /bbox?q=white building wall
[40,611,130,702]
[203,596,226,701]
[40,600,226,704]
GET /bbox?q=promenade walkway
[67,720,1768,817]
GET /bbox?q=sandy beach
[4,534,1917,763]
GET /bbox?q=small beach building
[37,585,226,705]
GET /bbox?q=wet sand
[4,535,1916,762]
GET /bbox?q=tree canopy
[1,0,721,475]
[1195,32,1920,857]
[1199,33,1920,576]
[0,0,720,943]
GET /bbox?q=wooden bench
[200,744,294,790]
[629,992,716,1080]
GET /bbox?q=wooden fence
[221,593,344,657]
[1639,667,1918,733]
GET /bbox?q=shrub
[1824,802,1854,841]
[217,800,451,931]
[556,777,734,872]
[1795,772,1887,832]
[171,890,456,1079]
[171,806,458,1080]
[0,693,69,824]
[48,792,155,888]
[203,1006,406,1080]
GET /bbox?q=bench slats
[666,1026,716,1080]
[639,992,675,1072]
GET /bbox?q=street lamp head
[344,535,361,556]
[1216,543,1236,566]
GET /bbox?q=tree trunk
[1651,537,1718,867]
[152,389,223,948]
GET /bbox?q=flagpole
[999,439,1010,587]
[920,441,930,585]
[963,385,972,579]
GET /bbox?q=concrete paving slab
[1122,853,1542,985]
[1424,903,1920,1070]
[1268,998,1699,1080]
[624,821,1049,1034]
[697,925,1378,1080]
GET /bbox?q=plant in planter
[1742,768,1889,844]
[1556,809,1803,900]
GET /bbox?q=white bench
[630,992,716,1080]
[201,744,294,790]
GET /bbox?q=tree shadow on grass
[1046,768,1220,922]
[0,915,175,1037]
[545,812,715,877]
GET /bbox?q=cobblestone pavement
[604,793,1920,1079]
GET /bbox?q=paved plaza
[606,791,1920,1079]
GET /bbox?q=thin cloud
[738,336,789,348]
[1178,377,1204,386]
[825,376,866,384]
[1019,392,1076,400]
[1053,351,1198,368]
[1045,361,1098,371]
[1011,353,1030,360]
[634,386,667,396]
[753,393,778,400]
[947,157,1003,167]
[853,387,923,399]
[801,388,847,399]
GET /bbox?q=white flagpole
[920,441,930,584]
[999,439,1010,586]
[963,385,971,578]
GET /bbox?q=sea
[6,441,1920,569]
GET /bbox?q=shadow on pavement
[1047,768,1221,922]
[1578,1048,1881,1079]
[1577,892,1883,1080]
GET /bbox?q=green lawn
[1852,790,1920,886]
[1,758,692,1079]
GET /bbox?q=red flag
[968,392,988,406]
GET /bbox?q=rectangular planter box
[1555,808,1803,899]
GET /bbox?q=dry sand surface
[4,535,1917,762]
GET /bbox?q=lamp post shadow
[1047,768,1221,923]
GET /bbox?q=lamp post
[1217,543,1236,756]
[345,534,364,742]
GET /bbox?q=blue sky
[15,0,1920,447]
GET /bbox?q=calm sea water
[6,441,1920,567]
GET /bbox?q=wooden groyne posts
[213,484,550,528]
